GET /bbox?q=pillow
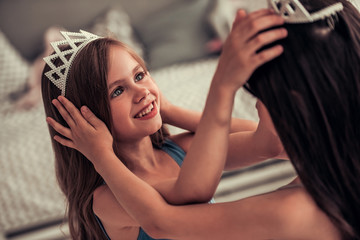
[1,4,143,110]
[348,0,360,10]
[130,0,218,70]
[89,6,144,58]
[228,0,267,12]
[0,30,29,105]
[0,0,112,61]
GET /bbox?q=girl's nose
[134,86,150,103]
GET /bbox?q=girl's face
[107,45,162,142]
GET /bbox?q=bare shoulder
[274,187,341,240]
[93,185,139,228]
[232,187,341,240]
[168,131,195,153]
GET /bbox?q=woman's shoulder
[273,187,341,240]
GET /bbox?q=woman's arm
[93,156,339,240]
[225,100,288,170]
[93,147,332,240]
[168,100,288,171]
[160,91,257,134]
[147,186,339,240]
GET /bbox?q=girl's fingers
[253,44,284,68]
[248,28,287,54]
[52,99,76,128]
[46,117,73,139]
[80,106,105,129]
[53,135,76,149]
[233,9,274,30]
[233,9,247,25]
[250,15,285,38]
[232,8,271,26]
[247,8,274,20]
[236,9,247,19]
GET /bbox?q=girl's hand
[46,96,114,164]
[158,90,173,124]
[214,9,287,90]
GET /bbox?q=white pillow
[348,0,360,10]
[0,30,29,104]
[90,7,144,58]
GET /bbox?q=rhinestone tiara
[268,0,344,23]
[43,30,101,96]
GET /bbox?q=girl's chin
[114,120,163,141]
[150,123,163,135]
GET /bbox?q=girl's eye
[135,71,146,82]
[111,87,124,98]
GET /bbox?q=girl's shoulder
[168,131,195,153]
[93,184,139,228]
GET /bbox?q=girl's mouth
[134,101,157,120]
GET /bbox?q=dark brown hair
[245,0,360,239]
[41,38,169,239]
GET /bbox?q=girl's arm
[138,9,287,204]
[153,9,288,203]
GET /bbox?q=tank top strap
[138,227,170,240]
[160,138,186,167]
[94,213,111,240]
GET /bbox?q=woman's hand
[213,9,287,90]
[46,96,114,164]
[253,100,288,160]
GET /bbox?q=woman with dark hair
[43,0,359,239]
[245,0,360,238]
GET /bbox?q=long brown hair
[41,38,169,239]
[245,0,360,239]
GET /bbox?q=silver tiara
[43,30,101,96]
[268,0,344,23]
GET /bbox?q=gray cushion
[89,7,144,58]
[0,0,217,69]
[0,30,29,102]
[129,0,217,69]
[0,0,114,61]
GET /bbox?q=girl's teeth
[137,103,154,118]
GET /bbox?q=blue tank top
[95,138,185,240]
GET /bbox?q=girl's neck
[113,136,158,172]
